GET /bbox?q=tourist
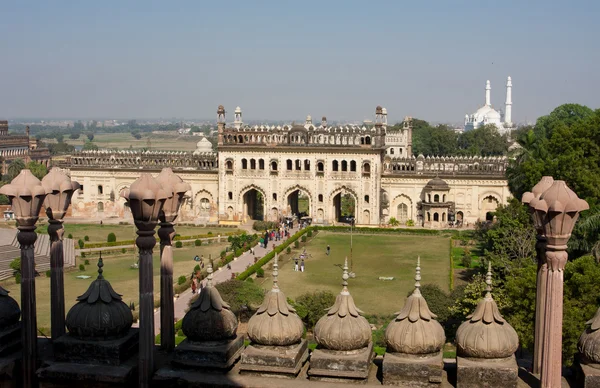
[294,258,299,272]
[260,237,264,248]
[326,245,330,256]
[194,255,200,262]
[191,277,197,294]
[300,258,305,272]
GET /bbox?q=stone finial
[314,258,371,351]
[156,167,191,223]
[65,255,133,339]
[579,307,600,364]
[0,169,49,227]
[385,257,445,354]
[247,254,304,346]
[0,286,20,329]
[120,173,169,231]
[182,263,238,341]
[41,167,80,221]
[456,262,518,358]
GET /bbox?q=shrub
[256,268,264,278]
[45,270,51,277]
[107,233,117,243]
[294,241,300,248]
[220,250,227,259]
[194,264,200,272]
[307,230,313,237]
[175,241,183,248]
[291,291,336,328]
[122,248,127,254]
[286,247,291,254]
[234,248,243,257]
[406,219,415,227]
[301,235,307,243]
[81,252,86,258]
[67,233,73,239]
[78,239,84,249]
[461,249,472,268]
[84,259,90,265]
[207,231,213,235]
[84,235,89,241]
[389,217,400,227]
[79,264,85,271]
[9,258,20,272]
[177,275,187,285]
[245,277,254,283]
[15,273,21,284]
[214,279,265,316]
[194,239,202,246]
[253,221,278,231]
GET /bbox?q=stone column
[136,229,157,388]
[0,169,49,388]
[522,176,553,375]
[158,222,175,351]
[527,180,588,388]
[121,173,168,388]
[48,219,66,339]
[17,225,38,388]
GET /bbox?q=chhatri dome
[193,135,213,154]
[464,77,513,135]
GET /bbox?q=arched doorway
[333,191,356,223]
[97,202,104,213]
[242,189,264,221]
[286,188,310,218]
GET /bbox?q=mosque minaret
[464,76,513,134]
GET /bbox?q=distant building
[464,77,513,134]
[0,121,51,175]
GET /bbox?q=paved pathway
[151,225,300,332]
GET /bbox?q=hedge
[237,227,313,281]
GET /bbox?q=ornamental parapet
[66,149,218,170]
[384,155,507,177]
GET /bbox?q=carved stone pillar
[136,230,157,388]
[158,222,175,352]
[17,226,38,388]
[48,219,66,340]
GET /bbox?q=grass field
[260,231,451,315]
[0,223,239,244]
[0,242,229,329]
[46,132,201,152]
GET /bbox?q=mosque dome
[578,307,600,364]
[314,258,372,351]
[0,286,20,328]
[385,258,445,354]
[66,257,133,339]
[247,255,304,346]
[182,265,238,341]
[425,177,450,191]
[194,136,213,154]
[456,263,518,358]
[474,105,501,121]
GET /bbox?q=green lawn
[47,132,201,152]
[1,223,239,244]
[0,242,229,330]
[260,231,450,315]
[451,245,483,269]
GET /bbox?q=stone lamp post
[0,169,49,388]
[121,173,168,388]
[41,167,80,340]
[156,167,190,352]
[522,176,553,375]
[529,180,588,388]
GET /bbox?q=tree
[87,132,94,141]
[26,161,48,180]
[73,121,85,130]
[55,134,64,143]
[69,132,81,140]
[291,290,336,329]
[82,141,99,151]
[6,159,25,181]
[457,124,508,156]
[131,130,142,140]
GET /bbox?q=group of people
[259,221,296,249]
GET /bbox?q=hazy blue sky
[1,1,599,123]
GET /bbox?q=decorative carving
[314,258,371,351]
[385,257,445,354]
[247,254,304,346]
[456,262,518,358]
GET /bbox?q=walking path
[151,224,300,332]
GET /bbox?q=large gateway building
[62,106,510,228]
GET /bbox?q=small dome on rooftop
[425,176,450,191]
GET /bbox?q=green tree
[6,159,25,181]
[82,141,99,151]
[131,130,142,140]
[69,132,81,140]
[87,132,94,141]
[291,290,336,329]
[26,161,48,180]
[458,124,508,156]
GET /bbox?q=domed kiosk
[173,263,244,370]
[239,254,308,377]
[421,176,453,228]
[455,262,519,387]
[383,257,446,386]
[308,258,374,382]
[39,256,139,386]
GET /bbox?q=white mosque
[464,76,513,134]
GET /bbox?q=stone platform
[53,328,139,366]
[37,356,137,388]
[456,355,518,388]
[382,351,443,387]
[172,334,244,370]
[576,355,600,388]
[239,339,309,377]
[308,342,374,383]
